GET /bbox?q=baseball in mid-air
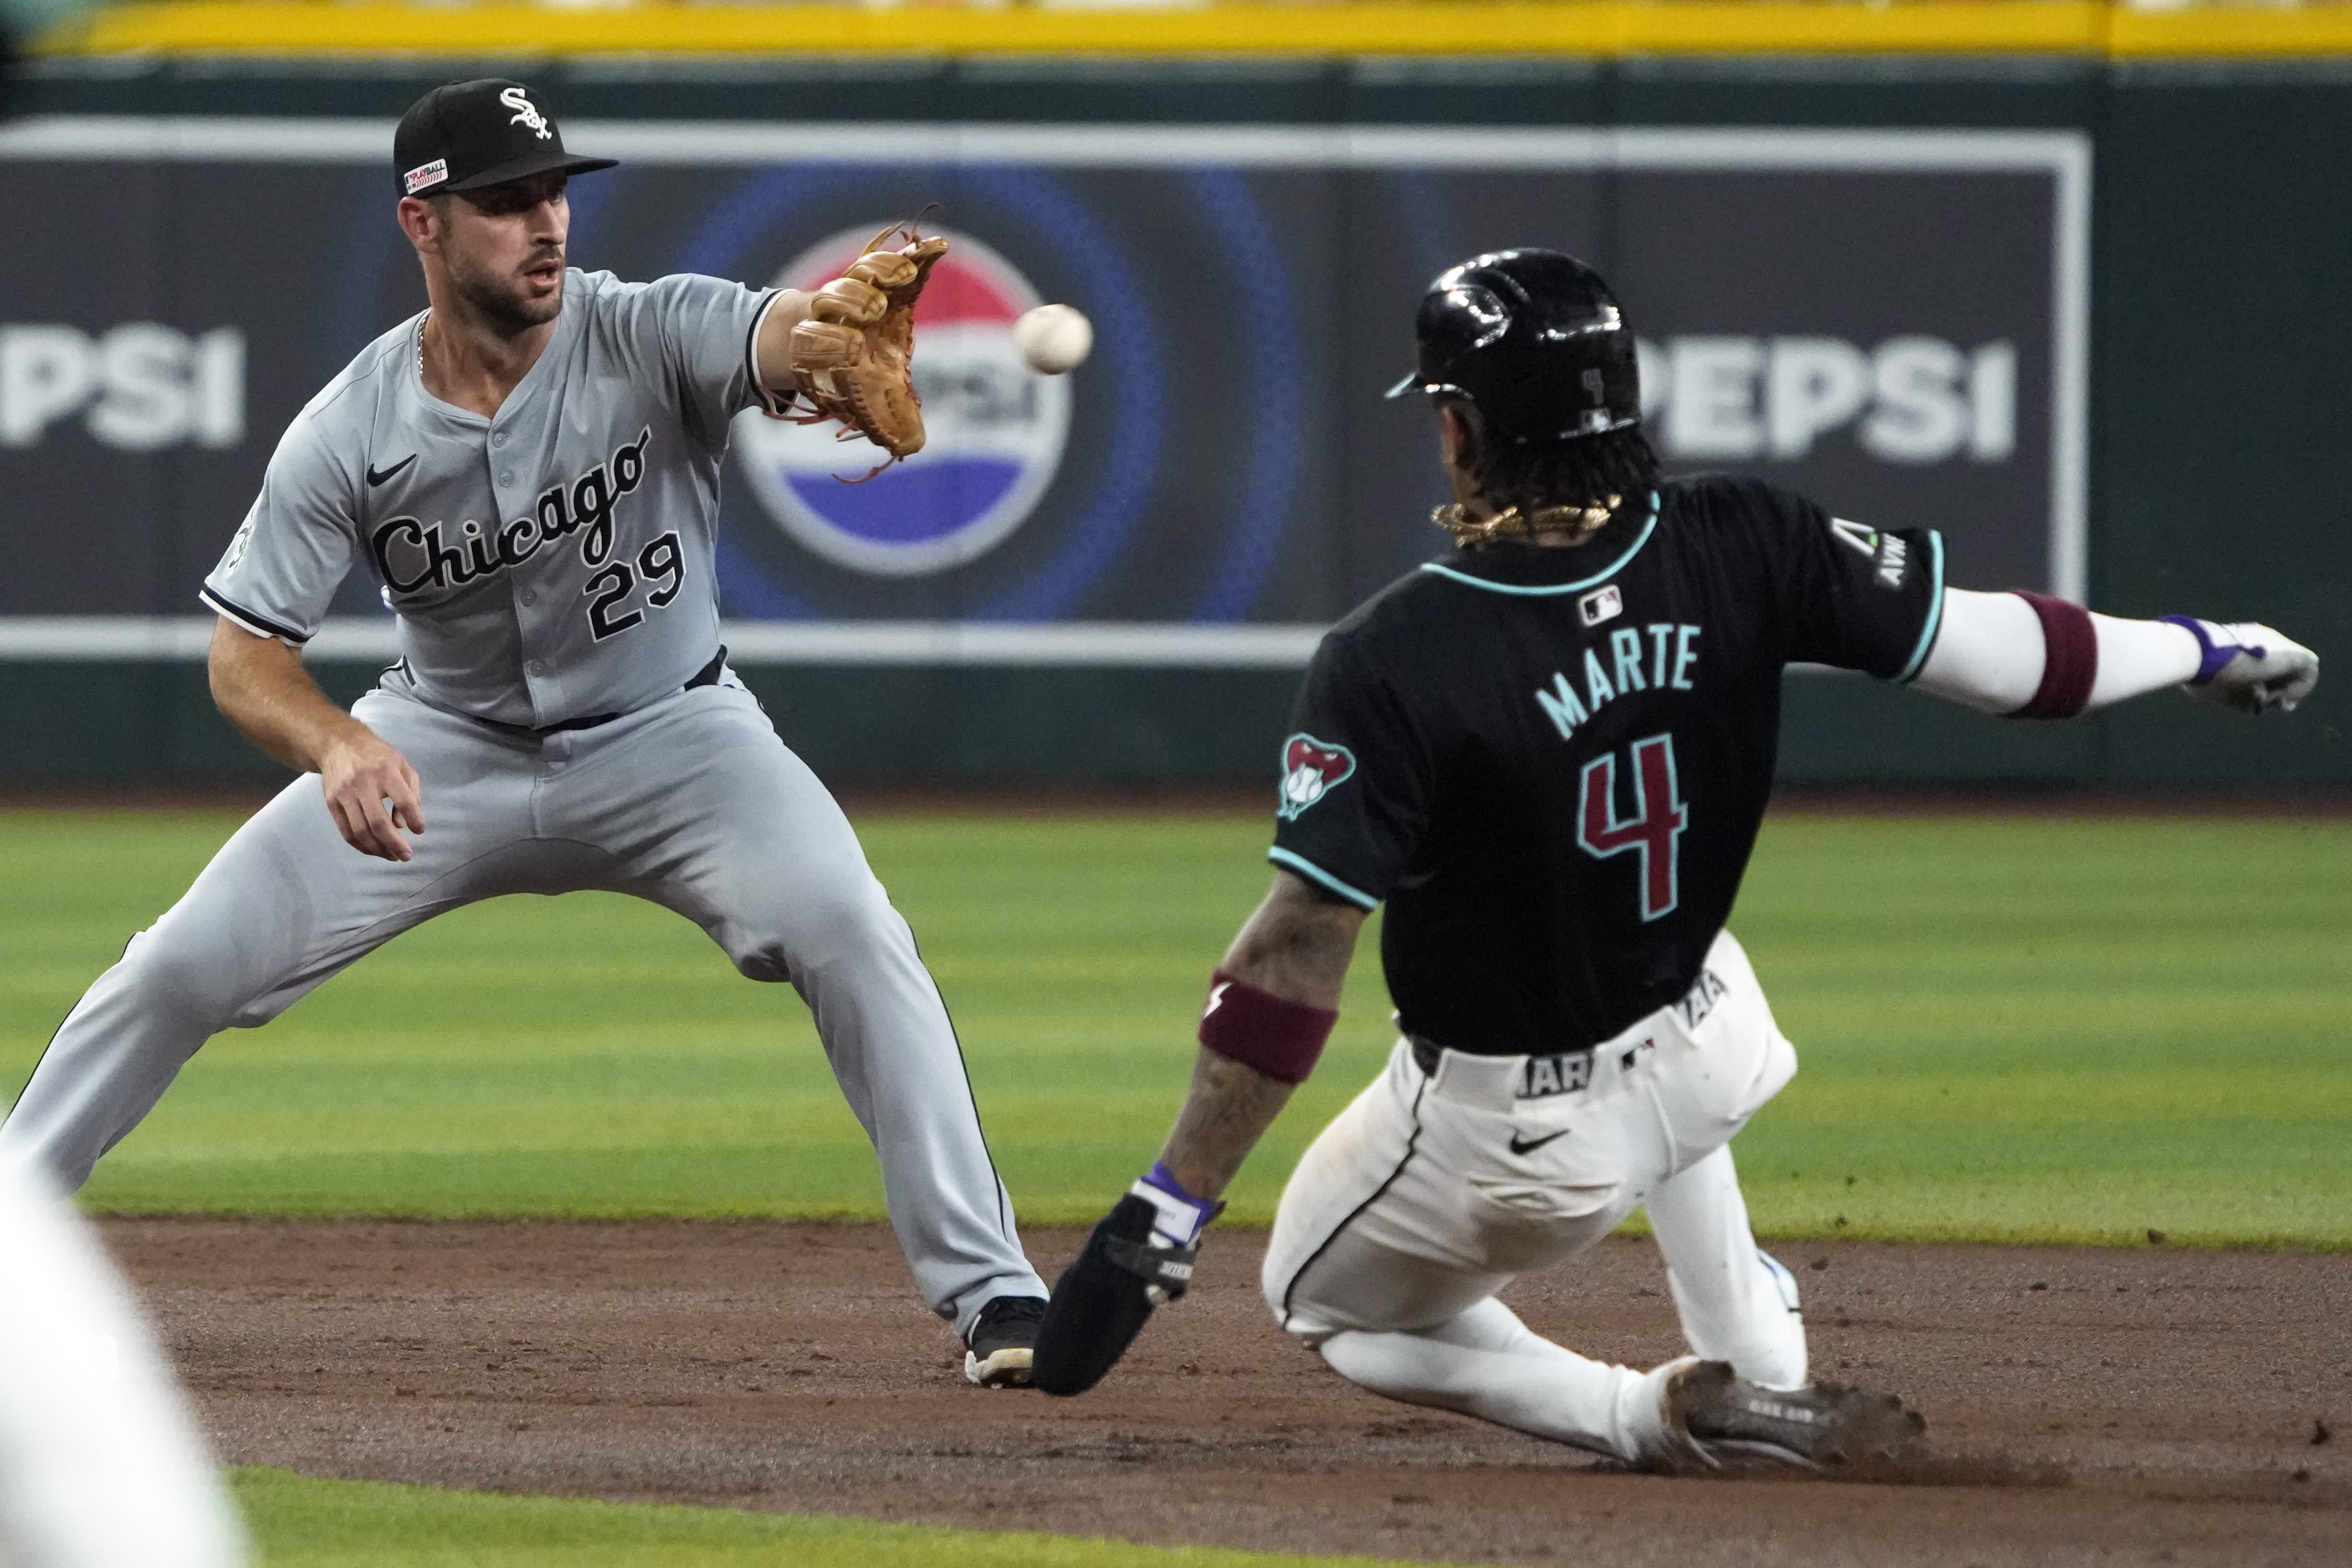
[1014,303,1092,375]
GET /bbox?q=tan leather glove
[785,223,950,463]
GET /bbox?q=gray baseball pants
[0,673,1044,1336]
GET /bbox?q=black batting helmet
[1384,249,1640,445]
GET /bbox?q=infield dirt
[112,1218,2345,1567]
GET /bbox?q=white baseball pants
[1262,929,1806,1463]
[0,675,1044,1337]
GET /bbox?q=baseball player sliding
[1033,249,2320,1468]
[0,80,1050,1387]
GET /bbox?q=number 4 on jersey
[1576,733,1687,921]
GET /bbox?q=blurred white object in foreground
[0,1156,248,1568]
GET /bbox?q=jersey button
[498,471,514,487]
[519,590,537,607]
[492,432,507,448]
[527,660,546,675]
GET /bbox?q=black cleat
[1666,1359,1927,1472]
[964,1294,1048,1388]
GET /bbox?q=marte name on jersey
[1534,621,1702,743]
[369,425,651,598]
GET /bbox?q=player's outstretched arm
[1159,874,1365,1196]
[754,228,952,460]
[749,288,815,399]
[207,618,425,863]
[1033,872,1365,1397]
[1913,588,2318,720]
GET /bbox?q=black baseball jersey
[1270,475,1943,1057]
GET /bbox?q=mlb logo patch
[1579,584,1623,627]
[403,159,449,195]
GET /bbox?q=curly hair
[1467,419,1660,519]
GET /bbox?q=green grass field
[226,1468,1436,1568]
[7,805,2348,1561]
[3,808,2348,1246]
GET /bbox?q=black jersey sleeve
[1265,634,1434,911]
[1769,485,1947,681]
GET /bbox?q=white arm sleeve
[2087,614,2204,708]
[0,1159,249,1568]
[1913,588,2203,716]
[1911,588,2043,713]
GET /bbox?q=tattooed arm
[1031,870,1366,1396]
[1155,871,1367,1199]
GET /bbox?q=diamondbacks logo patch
[1276,733,1356,821]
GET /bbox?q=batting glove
[2160,617,2320,715]
[1031,1166,1222,1398]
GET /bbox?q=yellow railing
[37,0,2352,60]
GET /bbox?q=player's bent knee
[722,876,909,984]
[1264,1263,1377,1351]
[117,927,272,1030]
[1283,1315,1343,1351]
[1315,1330,1393,1387]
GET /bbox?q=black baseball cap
[393,79,617,199]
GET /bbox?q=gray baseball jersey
[202,268,785,728]
[11,263,1049,1353]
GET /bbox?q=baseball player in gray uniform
[0,79,1050,1386]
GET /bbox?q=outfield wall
[2,31,2346,787]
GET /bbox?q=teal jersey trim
[1893,531,1948,684]
[1267,846,1380,911]
[1416,492,1661,598]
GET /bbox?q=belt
[1409,1035,1592,1076]
[1409,1032,1619,1106]
[474,648,727,739]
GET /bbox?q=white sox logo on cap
[391,78,616,198]
[500,86,552,141]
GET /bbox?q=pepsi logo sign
[735,226,1071,577]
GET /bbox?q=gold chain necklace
[1434,495,1619,547]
